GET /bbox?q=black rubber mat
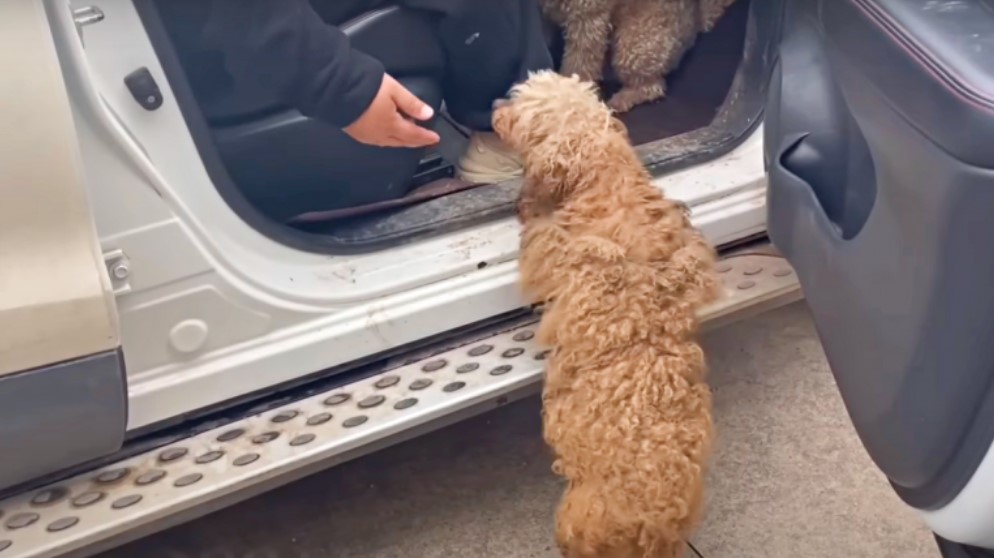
[610,0,750,146]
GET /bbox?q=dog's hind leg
[554,481,617,558]
[559,11,612,83]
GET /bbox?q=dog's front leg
[560,11,611,83]
[519,221,572,303]
[516,178,544,224]
[517,176,562,224]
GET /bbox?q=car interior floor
[609,0,749,145]
[309,0,753,229]
[441,0,750,155]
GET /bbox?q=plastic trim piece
[0,351,127,493]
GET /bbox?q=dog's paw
[559,54,604,84]
[606,95,635,113]
[559,67,602,85]
[516,181,555,223]
[516,195,538,223]
[701,13,721,32]
[701,0,734,32]
[607,82,666,113]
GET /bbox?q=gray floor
[102,303,937,558]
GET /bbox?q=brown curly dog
[541,0,737,112]
[493,71,720,558]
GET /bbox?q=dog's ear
[523,131,600,206]
[492,105,514,144]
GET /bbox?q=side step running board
[0,250,801,558]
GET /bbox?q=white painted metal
[921,434,994,547]
[0,253,799,558]
[47,0,770,430]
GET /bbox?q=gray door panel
[767,0,994,510]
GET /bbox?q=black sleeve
[202,0,384,128]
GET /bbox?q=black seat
[154,2,446,221]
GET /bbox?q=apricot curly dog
[493,71,720,558]
[541,0,737,112]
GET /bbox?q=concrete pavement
[101,303,936,558]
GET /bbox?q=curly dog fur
[493,71,720,558]
[541,0,737,112]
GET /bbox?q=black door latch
[124,67,163,111]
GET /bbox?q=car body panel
[1,0,119,376]
[51,0,770,430]
[0,0,126,491]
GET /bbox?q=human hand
[344,73,440,148]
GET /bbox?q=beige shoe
[456,132,523,184]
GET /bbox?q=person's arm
[202,0,383,128]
